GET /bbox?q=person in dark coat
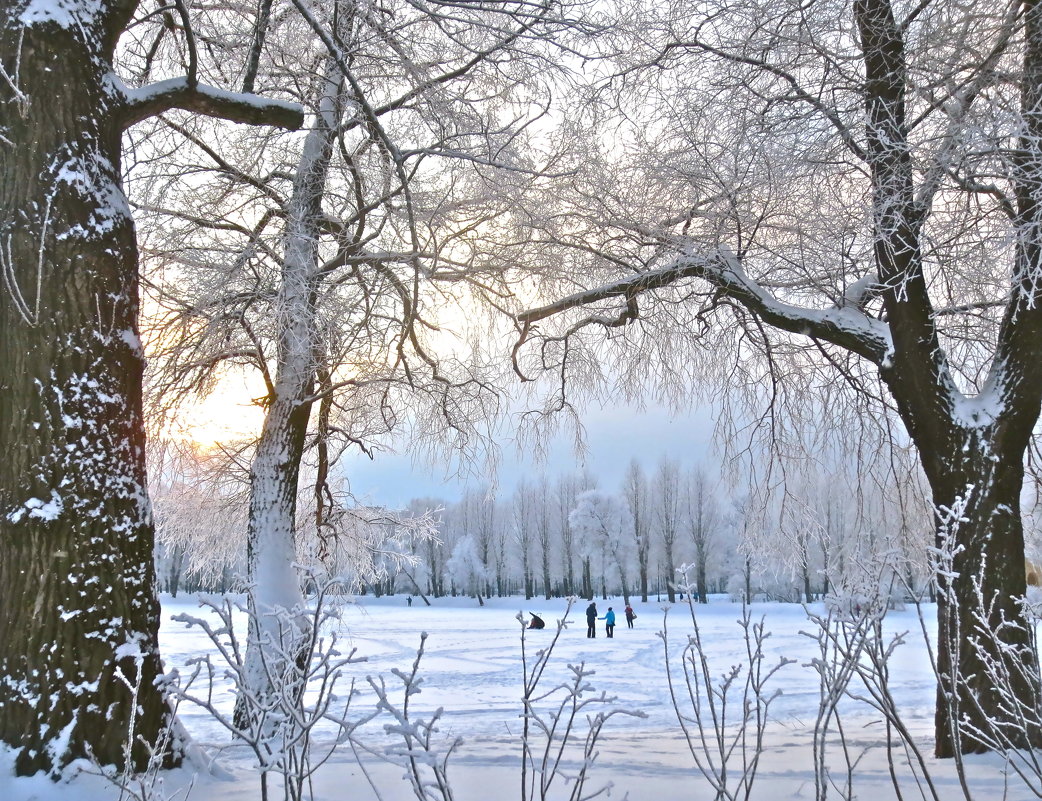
[624,604,635,628]
[586,602,597,638]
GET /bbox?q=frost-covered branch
[519,601,645,801]
[661,572,794,801]
[518,248,893,367]
[119,77,304,130]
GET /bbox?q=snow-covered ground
[2,593,1033,800]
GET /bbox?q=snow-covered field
[2,593,1033,800]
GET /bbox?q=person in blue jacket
[599,607,616,638]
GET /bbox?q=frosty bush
[519,599,646,801]
[662,572,795,801]
[169,578,366,801]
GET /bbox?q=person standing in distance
[600,607,616,638]
[586,601,598,638]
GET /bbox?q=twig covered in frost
[360,633,460,801]
[170,576,367,801]
[803,564,942,801]
[81,648,196,801]
[519,600,646,801]
[802,604,868,801]
[662,571,793,801]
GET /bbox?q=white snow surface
[0,594,1032,800]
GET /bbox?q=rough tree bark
[0,0,300,775]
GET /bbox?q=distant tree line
[153,445,938,608]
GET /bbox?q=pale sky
[170,369,719,508]
[338,400,717,507]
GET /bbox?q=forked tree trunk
[663,536,677,603]
[0,2,177,775]
[855,0,1042,756]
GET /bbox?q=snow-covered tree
[445,535,489,604]
[513,479,537,599]
[536,478,556,599]
[684,465,721,603]
[150,440,247,591]
[136,0,565,726]
[651,457,683,602]
[555,470,592,597]
[623,459,652,601]
[569,488,635,602]
[515,0,1042,755]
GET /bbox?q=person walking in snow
[600,607,616,638]
[624,604,635,628]
[586,602,598,638]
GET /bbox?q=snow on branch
[517,247,893,366]
[118,77,304,131]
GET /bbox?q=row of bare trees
[387,449,935,609]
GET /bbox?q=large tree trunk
[920,438,1041,758]
[0,1,175,775]
[856,0,1042,756]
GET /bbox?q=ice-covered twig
[519,599,644,801]
[662,571,793,801]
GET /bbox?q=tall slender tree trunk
[236,58,341,727]
[695,544,708,604]
[0,2,175,774]
[663,537,676,603]
[562,525,575,596]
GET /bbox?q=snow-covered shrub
[802,602,940,801]
[169,578,366,801]
[355,634,460,801]
[166,577,465,801]
[519,600,645,801]
[79,649,197,801]
[445,535,490,604]
[663,571,794,800]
